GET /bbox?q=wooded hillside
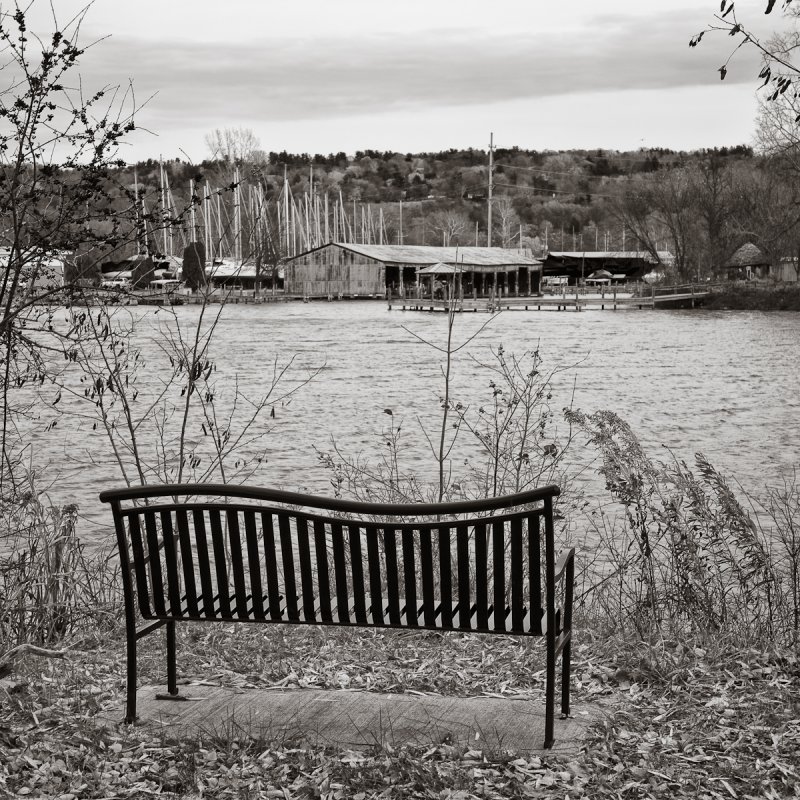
[121,142,800,282]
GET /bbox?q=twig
[0,643,66,678]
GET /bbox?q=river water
[24,301,800,546]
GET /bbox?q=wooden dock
[390,285,710,313]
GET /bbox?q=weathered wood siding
[286,245,386,295]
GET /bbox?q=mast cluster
[147,164,399,267]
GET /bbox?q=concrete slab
[103,683,603,755]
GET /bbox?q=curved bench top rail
[115,502,545,530]
[99,482,560,517]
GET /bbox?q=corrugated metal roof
[291,243,541,267]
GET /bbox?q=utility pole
[487,132,494,248]
[284,165,290,256]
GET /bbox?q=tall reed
[569,409,800,647]
[0,479,121,651]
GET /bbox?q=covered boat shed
[284,243,542,298]
[543,251,674,285]
[204,260,284,291]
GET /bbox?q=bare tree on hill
[205,127,265,165]
[429,209,470,246]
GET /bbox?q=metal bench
[100,483,575,748]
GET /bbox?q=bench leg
[561,637,572,718]
[125,623,137,724]
[166,621,178,696]
[544,634,555,749]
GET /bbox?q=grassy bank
[704,284,800,310]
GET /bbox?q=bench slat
[208,508,231,617]
[313,518,332,623]
[474,520,488,630]
[365,524,384,626]
[348,523,368,626]
[176,509,199,617]
[159,510,182,616]
[244,510,265,620]
[401,527,418,628]
[143,510,167,618]
[511,515,524,632]
[383,527,401,626]
[278,513,299,621]
[456,522,471,630]
[419,526,435,628]
[331,520,350,625]
[192,509,214,617]
[128,514,152,619]
[262,512,282,621]
[226,509,249,621]
[492,519,505,633]
[438,526,453,628]
[529,513,542,635]
[296,517,316,622]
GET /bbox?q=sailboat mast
[233,167,241,263]
[160,160,168,257]
[189,179,197,243]
[133,167,142,256]
[204,182,212,261]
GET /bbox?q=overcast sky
[22,0,788,162]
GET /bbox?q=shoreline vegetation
[704,283,800,311]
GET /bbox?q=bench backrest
[100,484,562,636]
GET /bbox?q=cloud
[82,9,761,133]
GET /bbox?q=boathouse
[542,251,674,285]
[284,243,542,298]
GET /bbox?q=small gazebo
[585,269,613,285]
[416,262,462,298]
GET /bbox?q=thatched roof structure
[728,243,768,268]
